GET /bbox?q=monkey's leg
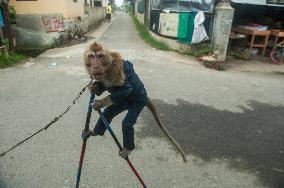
[122,102,146,151]
[93,103,127,135]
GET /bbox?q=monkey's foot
[119,148,131,158]
[81,129,97,139]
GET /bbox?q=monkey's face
[86,50,110,81]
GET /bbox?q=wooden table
[270,30,284,50]
[233,27,271,56]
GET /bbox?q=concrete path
[0,12,283,188]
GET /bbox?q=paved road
[0,12,284,188]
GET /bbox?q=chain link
[0,80,92,157]
[44,83,90,130]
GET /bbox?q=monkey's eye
[88,54,95,59]
[96,54,105,59]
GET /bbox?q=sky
[115,0,124,6]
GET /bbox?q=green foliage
[2,38,9,46]
[229,49,251,60]
[124,5,133,13]
[190,47,212,57]
[8,5,16,24]
[132,15,170,51]
[0,52,27,68]
[181,44,213,57]
[0,5,16,24]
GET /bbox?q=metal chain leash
[0,80,93,157]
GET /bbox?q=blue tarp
[0,9,4,27]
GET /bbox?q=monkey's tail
[147,99,187,163]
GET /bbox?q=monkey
[83,42,187,162]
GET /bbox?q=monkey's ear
[110,52,122,60]
[84,52,94,66]
[104,50,114,66]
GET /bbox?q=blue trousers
[93,100,147,150]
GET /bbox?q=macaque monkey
[83,42,187,162]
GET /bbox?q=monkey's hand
[88,81,106,96]
[92,96,113,111]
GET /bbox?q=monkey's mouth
[92,73,103,80]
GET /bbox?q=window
[73,0,78,2]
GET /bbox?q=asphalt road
[0,12,284,188]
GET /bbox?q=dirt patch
[225,56,284,74]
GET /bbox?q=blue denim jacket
[107,60,148,104]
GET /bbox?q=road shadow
[0,169,7,188]
[138,99,284,188]
[0,179,7,188]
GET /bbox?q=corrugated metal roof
[231,0,284,7]
[231,0,266,5]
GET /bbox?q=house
[8,0,108,49]
[135,0,284,61]
[135,0,216,52]
[229,0,284,57]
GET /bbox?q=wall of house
[12,5,106,50]
[12,13,72,50]
[84,6,106,29]
[150,31,179,50]
[15,14,64,32]
[135,0,144,24]
[64,0,85,19]
[9,0,84,19]
[136,13,144,24]
[9,0,66,16]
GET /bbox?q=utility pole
[1,0,14,51]
[132,0,135,15]
[144,0,150,28]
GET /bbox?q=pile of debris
[198,55,225,71]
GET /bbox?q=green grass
[183,47,213,57]
[131,15,170,51]
[0,52,28,69]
